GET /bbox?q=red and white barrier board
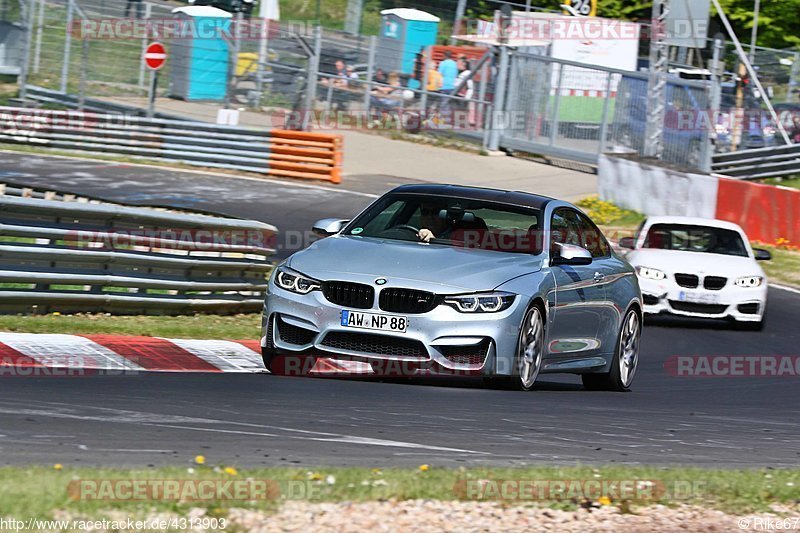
[599,154,800,248]
[0,333,371,375]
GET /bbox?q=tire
[739,315,766,332]
[508,304,545,391]
[262,317,317,375]
[582,308,641,392]
[263,351,317,376]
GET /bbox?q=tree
[591,0,800,50]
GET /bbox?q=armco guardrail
[712,144,800,180]
[23,85,192,122]
[0,106,343,183]
[0,195,277,315]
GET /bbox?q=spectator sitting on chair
[371,72,404,113]
[323,60,349,88]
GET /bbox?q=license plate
[341,310,408,333]
[678,291,720,304]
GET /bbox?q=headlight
[274,267,320,294]
[735,276,763,288]
[443,292,516,313]
[635,266,666,281]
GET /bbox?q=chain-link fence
[8,0,799,173]
[502,51,712,170]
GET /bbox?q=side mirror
[619,237,635,249]
[312,218,349,238]
[552,243,593,266]
[753,248,772,261]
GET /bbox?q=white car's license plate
[341,310,408,333]
[678,291,720,304]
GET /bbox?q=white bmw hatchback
[619,216,771,330]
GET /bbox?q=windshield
[345,193,543,254]
[643,224,748,257]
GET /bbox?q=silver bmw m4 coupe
[262,184,642,391]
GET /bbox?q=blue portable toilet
[376,8,440,77]
[169,6,232,101]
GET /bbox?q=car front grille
[668,300,728,315]
[276,316,317,346]
[703,276,727,290]
[440,340,490,366]
[321,281,374,309]
[674,274,699,288]
[379,288,439,314]
[320,331,428,358]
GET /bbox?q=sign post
[144,42,167,118]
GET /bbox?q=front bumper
[262,283,527,376]
[638,277,767,322]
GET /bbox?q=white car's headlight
[636,266,667,281]
[735,276,763,288]
[275,267,320,294]
[443,292,516,313]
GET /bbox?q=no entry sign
[144,42,166,70]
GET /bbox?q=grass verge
[0,465,797,518]
[0,314,260,339]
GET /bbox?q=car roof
[389,184,554,209]
[644,215,745,233]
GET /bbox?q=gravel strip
[226,501,799,533]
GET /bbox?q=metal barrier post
[487,45,509,152]
[548,65,564,146]
[597,71,613,154]
[138,2,153,91]
[362,35,376,115]
[78,36,88,110]
[254,17,270,108]
[420,46,431,119]
[60,0,74,93]
[477,58,489,132]
[17,0,34,100]
[301,26,322,131]
[32,0,44,74]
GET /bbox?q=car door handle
[593,272,605,282]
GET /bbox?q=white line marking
[0,403,486,454]
[145,423,487,454]
[0,150,379,199]
[770,283,800,295]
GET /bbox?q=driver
[417,202,450,242]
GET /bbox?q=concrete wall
[598,154,718,219]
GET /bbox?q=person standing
[437,51,458,122]
[456,56,476,127]
[437,50,458,92]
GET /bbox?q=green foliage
[592,0,800,50]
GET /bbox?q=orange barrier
[267,130,343,184]
[715,178,800,246]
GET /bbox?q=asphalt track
[0,152,798,468]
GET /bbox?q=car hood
[626,249,764,278]
[286,235,544,292]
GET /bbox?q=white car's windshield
[643,223,748,257]
[345,193,544,254]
